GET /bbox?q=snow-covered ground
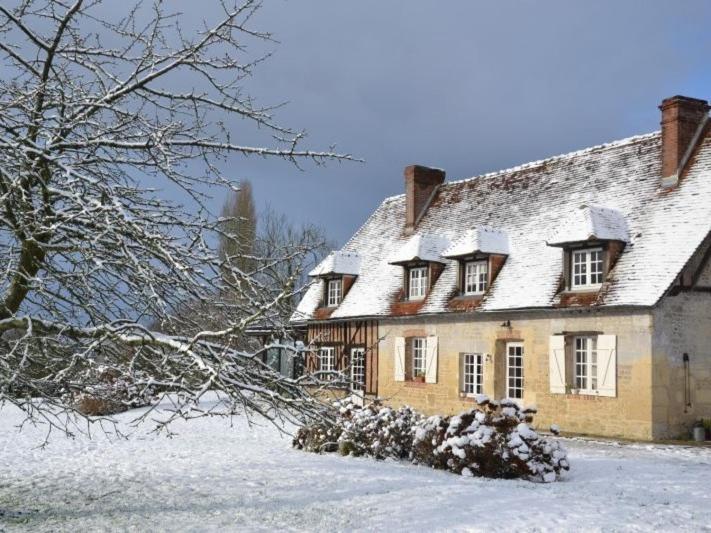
[1,400,710,532]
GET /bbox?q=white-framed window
[326,278,342,307]
[506,341,524,399]
[462,353,483,395]
[350,347,365,391]
[571,248,604,289]
[318,346,335,378]
[464,260,488,295]
[574,336,598,392]
[412,337,426,377]
[408,266,428,300]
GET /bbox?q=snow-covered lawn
[1,400,710,532]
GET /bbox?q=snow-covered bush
[336,402,423,459]
[292,423,343,453]
[294,397,569,483]
[64,366,158,416]
[411,396,568,482]
[293,401,422,458]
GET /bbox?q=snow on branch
[0,0,353,436]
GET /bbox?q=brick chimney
[404,165,445,231]
[659,95,710,188]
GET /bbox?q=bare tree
[0,0,356,437]
[219,180,257,282]
[255,205,334,322]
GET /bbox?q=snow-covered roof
[308,251,361,277]
[293,130,711,321]
[442,227,510,258]
[547,204,629,247]
[388,234,451,265]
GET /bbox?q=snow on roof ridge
[366,132,660,207]
[343,132,658,253]
[447,131,660,187]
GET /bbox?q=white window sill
[569,389,600,396]
[568,285,602,293]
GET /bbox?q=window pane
[409,267,428,299]
[575,336,599,391]
[572,249,604,288]
[462,353,483,394]
[590,250,603,284]
[327,279,341,306]
[351,348,365,391]
[506,343,523,399]
[412,338,426,376]
[590,337,598,390]
[465,261,488,294]
[319,347,336,380]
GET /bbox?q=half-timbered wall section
[307,320,379,395]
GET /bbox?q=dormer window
[389,234,450,304]
[464,260,488,295]
[442,227,509,300]
[327,278,342,306]
[308,251,361,310]
[571,248,603,289]
[408,266,428,300]
[547,205,629,294]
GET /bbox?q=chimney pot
[404,165,445,231]
[659,95,710,188]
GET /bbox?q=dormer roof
[388,234,451,265]
[547,204,629,247]
[442,227,510,258]
[308,251,361,277]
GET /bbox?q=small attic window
[442,227,509,299]
[547,205,629,294]
[464,260,488,295]
[388,234,450,302]
[308,251,360,309]
[571,248,603,289]
[408,267,428,300]
[326,278,342,307]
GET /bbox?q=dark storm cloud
[229,0,711,244]
[10,1,711,245]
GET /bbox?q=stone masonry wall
[377,309,655,440]
[651,292,711,439]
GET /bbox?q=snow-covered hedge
[292,402,422,458]
[294,396,569,483]
[336,402,423,459]
[411,397,568,482]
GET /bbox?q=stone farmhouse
[292,95,711,440]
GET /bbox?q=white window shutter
[425,336,438,384]
[596,334,617,397]
[394,337,405,382]
[549,335,566,394]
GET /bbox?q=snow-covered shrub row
[411,397,568,482]
[292,402,422,458]
[294,396,569,483]
[292,422,343,453]
[335,402,423,459]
